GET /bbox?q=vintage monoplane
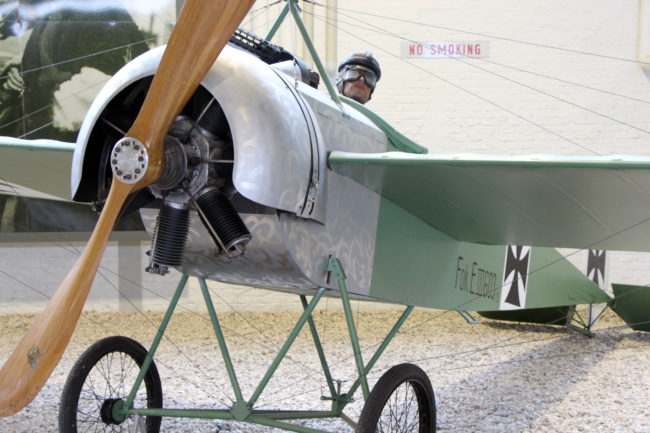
[0,0,649,432]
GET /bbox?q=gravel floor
[0,306,648,432]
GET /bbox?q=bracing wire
[0,3,649,428]
[303,0,650,108]
[0,37,158,83]
[243,0,282,30]
[0,255,234,405]
[0,76,109,133]
[271,314,648,407]
[310,1,650,66]
[478,57,650,106]
[306,8,603,155]
[317,8,650,136]
[0,177,323,400]
[313,8,650,156]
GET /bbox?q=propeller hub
[110,137,149,184]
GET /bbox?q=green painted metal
[231,401,251,422]
[329,151,650,252]
[456,310,479,324]
[566,323,595,338]
[484,304,600,337]
[0,136,75,152]
[127,407,234,419]
[287,0,342,108]
[118,279,338,432]
[300,295,338,401]
[124,274,189,410]
[340,98,428,154]
[328,258,370,399]
[248,287,326,407]
[128,407,340,433]
[611,284,650,332]
[114,274,419,431]
[265,1,290,41]
[362,306,413,376]
[478,307,571,327]
[252,410,340,419]
[111,399,128,423]
[347,306,413,399]
[565,305,592,336]
[0,139,75,200]
[248,415,335,433]
[198,278,245,403]
[369,198,610,311]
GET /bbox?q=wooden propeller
[0,0,255,416]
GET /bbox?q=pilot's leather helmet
[336,51,381,99]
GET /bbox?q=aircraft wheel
[59,336,163,433]
[356,363,436,433]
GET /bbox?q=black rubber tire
[356,363,436,433]
[59,336,163,433]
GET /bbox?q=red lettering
[406,41,486,58]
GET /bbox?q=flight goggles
[340,66,378,89]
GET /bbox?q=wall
[1,1,649,313]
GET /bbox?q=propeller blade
[0,0,254,416]
[0,180,132,416]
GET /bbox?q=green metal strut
[300,295,338,402]
[265,1,290,41]
[287,0,343,108]
[268,0,428,155]
[327,258,415,405]
[198,278,245,403]
[124,274,189,410]
[116,268,416,432]
[248,287,326,407]
[327,257,370,399]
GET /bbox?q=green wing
[329,151,650,252]
[0,137,75,201]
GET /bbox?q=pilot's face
[342,78,372,104]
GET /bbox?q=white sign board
[401,41,490,58]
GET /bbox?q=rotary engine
[134,99,251,275]
[75,40,324,279]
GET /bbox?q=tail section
[477,249,612,335]
[478,307,571,327]
[610,284,650,332]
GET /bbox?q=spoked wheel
[356,363,436,433]
[59,336,163,433]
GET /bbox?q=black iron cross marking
[503,245,530,307]
[587,250,606,287]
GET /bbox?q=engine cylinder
[147,201,191,274]
[198,100,229,138]
[196,187,251,257]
